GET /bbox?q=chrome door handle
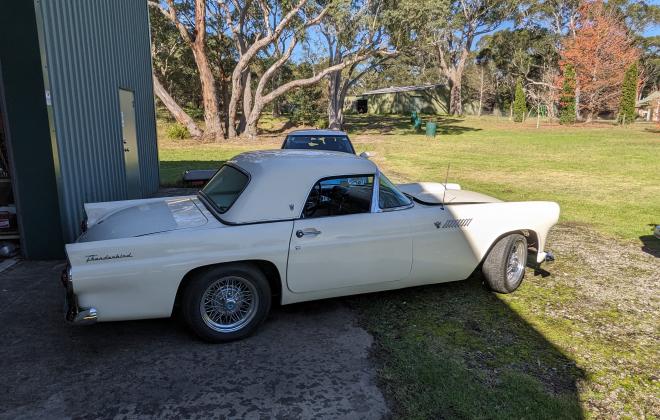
[296,228,321,238]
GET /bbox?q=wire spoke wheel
[200,276,259,333]
[506,238,527,283]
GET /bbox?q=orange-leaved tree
[559,0,639,122]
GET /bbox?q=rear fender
[84,195,196,227]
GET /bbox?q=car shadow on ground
[348,274,585,419]
[639,234,659,258]
[259,120,295,135]
[344,115,482,136]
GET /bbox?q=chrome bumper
[61,266,98,325]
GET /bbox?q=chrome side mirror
[359,151,373,159]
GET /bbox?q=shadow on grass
[344,114,482,136]
[350,277,584,419]
[639,235,659,258]
[259,120,295,135]
[159,160,227,187]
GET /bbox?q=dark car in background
[281,130,356,154]
[183,130,362,187]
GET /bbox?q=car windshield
[379,173,412,209]
[199,165,249,213]
[283,135,354,154]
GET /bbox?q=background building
[351,84,482,116]
[354,85,449,115]
[0,0,159,259]
[636,91,660,122]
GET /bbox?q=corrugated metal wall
[35,0,159,241]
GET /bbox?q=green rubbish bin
[413,117,422,131]
[426,121,437,138]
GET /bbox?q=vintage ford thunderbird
[63,150,559,342]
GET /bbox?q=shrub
[166,123,189,140]
[559,65,577,125]
[185,107,205,121]
[618,62,637,124]
[289,88,324,126]
[513,79,527,123]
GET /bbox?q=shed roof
[359,84,443,96]
[637,91,660,106]
[220,150,377,224]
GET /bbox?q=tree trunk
[478,66,484,117]
[238,70,252,134]
[449,75,463,116]
[227,69,244,138]
[191,46,223,141]
[152,74,203,138]
[219,78,230,136]
[245,99,265,139]
[272,71,282,117]
[327,71,343,129]
[272,99,281,117]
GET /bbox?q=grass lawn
[160,115,659,242]
[158,115,659,418]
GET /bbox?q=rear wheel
[181,263,271,342]
[482,234,528,294]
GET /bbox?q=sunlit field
[160,114,659,242]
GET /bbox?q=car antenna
[442,162,450,206]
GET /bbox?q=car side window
[379,173,412,209]
[302,175,374,218]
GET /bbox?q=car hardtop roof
[286,129,349,137]
[217,150,378,224]
[229,149,374,173]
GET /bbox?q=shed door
[119,89,141,198]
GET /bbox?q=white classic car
[62,150,559,342]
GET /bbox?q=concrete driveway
[0,261,388,419]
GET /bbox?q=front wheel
[482,234,528,294]
[181,263,271,342]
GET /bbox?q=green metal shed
[0,0,159,259]
[357,84,450,115]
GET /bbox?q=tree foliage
[559,0,639,121]
[477,28,558,114]
[146,0,659,138]
[513,79,527,122]
[559,64,577,124]
[618,62,638,124]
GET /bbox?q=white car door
[286,174,413,294]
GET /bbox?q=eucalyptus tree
[477,28,557,113]
[387,0,519,115]
[217,0,391,138]
[150,4,205,137]
[149,0,226,140]
[321,0,396,129]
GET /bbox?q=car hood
[397,182,502,204]
[77,197,208,242]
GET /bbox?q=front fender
[447,201,560,264]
